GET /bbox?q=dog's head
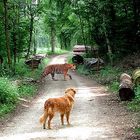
[65,88,76,96]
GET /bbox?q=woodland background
[0,0,139,68]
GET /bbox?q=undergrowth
[77,64,122,93]
[127,85,140,112]
[77,64,140,111]
[0,78,19,118]
[0,57,49,118]
[77,62,140,134]
[47,49,68,55]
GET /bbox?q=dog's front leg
[60,114,64,125]
[66,112,70,125]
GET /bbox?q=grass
[0,77,19,104]
[134,127,140,134]
[0,104,16,118]
[76,61,140,104]
[47,49,68,55]
[127,85,140,112]
[0,77,19,118]
[76,64,122,87]
[37,47,68,55]
[18,84,37,98]
[0,57,49,118]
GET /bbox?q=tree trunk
[17,1,21,62]
[3,0,11,67]
[102,14,113,66]
[12,4,18,67]
[109,0,116,40]
[33,30,37,55]
[105,32,113,65]
[26,13,34,59]
[13,32,17,64]
[60,34,64,49]
[76,4,87,53]
[50,24,56,53]
[132,0,140,45]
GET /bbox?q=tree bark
[26,13,34,59]
[102,14,113,66]
[50,24,56,53]
[3,0,11,67]
[119,73,135,101]
[132,0,140,45]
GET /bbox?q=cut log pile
[132,69,140,85]
[84,58,104,71]
[72,55,84,64]
[25,54,46,69]
[119,73,135,101]
[25,59,41,69]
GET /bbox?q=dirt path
[0,54,139,140]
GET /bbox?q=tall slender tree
[3,0,11,67]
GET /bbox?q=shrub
[108,81,120,93]
[0,77,18,104]
[18,84,37,98]
[0,104,15,118]
[127,86,140,111]
[15,59,31,77]
[134,85,140,100]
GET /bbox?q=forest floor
[0,54,140,140]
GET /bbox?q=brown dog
[39,88,76,129]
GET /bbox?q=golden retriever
[39,88,76,129]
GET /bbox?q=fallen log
[132,69,140,85]
[84,58,104,71]
[72,55,84,64]
[119,73,135,101]
[25,59,41,69]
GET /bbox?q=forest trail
[0,54,138,140]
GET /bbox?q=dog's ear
[71,88,76,94]
[65,88,76,94]
[65,88,70,94]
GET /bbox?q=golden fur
[39,88,76,129]
[40,63,76,81]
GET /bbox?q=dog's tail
[39,107,53,124]
[39,110,48,124]
[39,114,45,124]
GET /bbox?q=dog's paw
[67,123,71,126]
[48,127,52,130]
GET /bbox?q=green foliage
[67,55,73,64]
[15,60,32,77]
[14,58,49,79]
[0,57,49,118]
[98,66,121,84]
[127,86,140,112]
[76,64,121,93]
[127,100,140,112]
[108,81,120,93]
[76,64,92,75]
[0,78,19,105]
[134,86,140,100]
[0,104,16,118]
[47,49,68,55]
[0,77,19,117]
[18,84,37,98]
[134,127,140,134]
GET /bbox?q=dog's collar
[65,93,75,102]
